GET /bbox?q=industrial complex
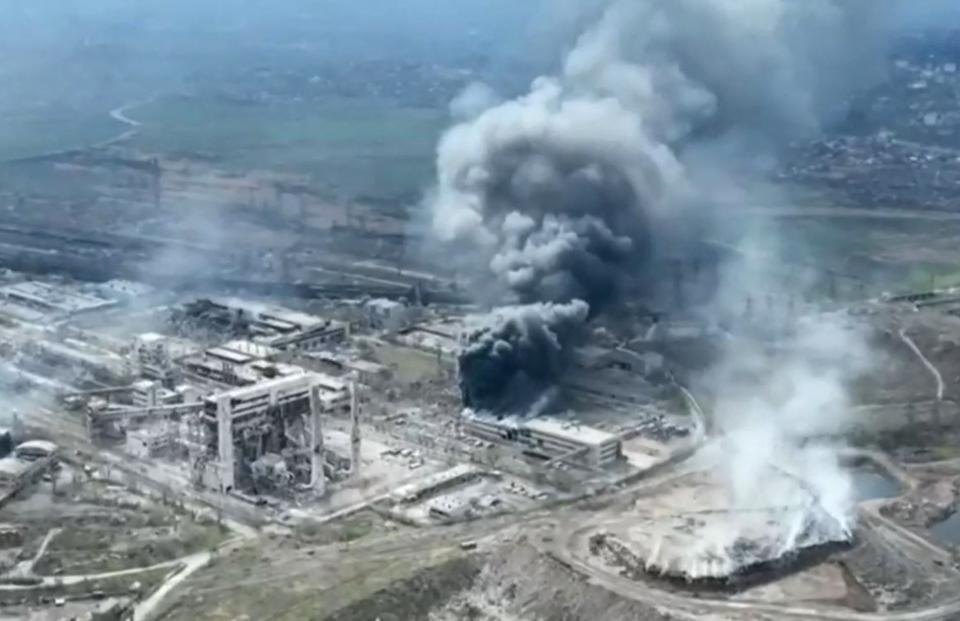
[2,250,960,620]
[5,3,960,621]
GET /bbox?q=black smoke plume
[435,0,904,413]
[459,300,589,414]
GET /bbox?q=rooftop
[366,298,405,311]
[0,281,116,316]
[16,440,58,454]
[210,297,327,331]
[205,372,346,402]
[205,346,257,365]
[220,339,277,360]
[463,411,619,448]
[137,332,167,344]
[523,416,619,447]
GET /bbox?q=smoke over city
[432,0,894,413]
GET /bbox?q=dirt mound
[324,556,481,621]
[322,539,676,621]
[433,541,677,621]
[881,478,959,528]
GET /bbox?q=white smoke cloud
[449,81,503,121]
[689,310,874,559]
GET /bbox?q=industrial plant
[4,1,960,620]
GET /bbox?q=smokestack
[349,382,361,477]
[308,384,325,495]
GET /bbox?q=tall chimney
[308,383,326,495]
[350,382,361,477]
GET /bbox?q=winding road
[96,101,149,148]
[0,99,151,166]
[899,327,945,401]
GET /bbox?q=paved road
[96,101,149,148]
[900,328,945,401]
[134,536,251,621]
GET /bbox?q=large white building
[461,412,621,468]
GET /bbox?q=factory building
[461,412,621,468]
[199,373,350,493]
[134,333,173,382]
[0,281,116,318]
[15,440,59,462]
[28,338,128,381]
[394,318,463,362]
[364,298,417,332]
[0,440,59,505]
[182,339,306,387]
[196,298,349,351]
[126,426,176,459]
[130,379,180,408]
[295,351,392,386]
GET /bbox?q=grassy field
[0,106,122,162]
[719,209,960,297]
[127,95,448,200]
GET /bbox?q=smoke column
[430,0,896,414]
[459,300,588,413]
[686,313,873,567]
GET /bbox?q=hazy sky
[1,0,957,115]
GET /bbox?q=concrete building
[126,426,175,459]
[30,338,128,380]
[297,351,392,386]
[201,298,349,351]
[133,333,178,385]
[14,440,58,461]
[200,373,349,493]
[394,318,463,362]
[131,379,178,408]
[182,342,307,387]
[461,412,622,468]
[391,464,483,504]
[0,281,116,318]
[267,319,349,351]
[365,298,416,332]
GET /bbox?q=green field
[127,95,448,200]
[0,106,123,162]
[721,210,960,296]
